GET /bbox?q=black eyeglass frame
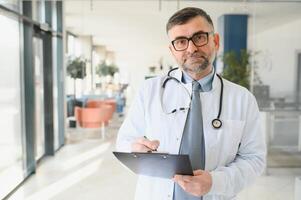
[171,31,214,51]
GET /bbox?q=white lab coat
[116,69,266,200]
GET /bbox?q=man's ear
[169,44,175,56]
[213,33,220,51]
[168,44,172,52]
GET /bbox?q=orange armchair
[74,105,113,139]
[86,99,116,112]
[103,99,117,112]
[86,100,106,108]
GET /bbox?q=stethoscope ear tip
[212,119,222,129]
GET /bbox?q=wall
[77,36,93,95]
[249,18,301,100]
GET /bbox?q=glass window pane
[0,0,20,13]
[0,12,24,199]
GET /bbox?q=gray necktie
[173,81,205,200]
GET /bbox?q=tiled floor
[8,115,301,200]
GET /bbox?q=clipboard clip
[131,152,169,159]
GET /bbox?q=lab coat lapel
[162,69,192,153]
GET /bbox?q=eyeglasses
[171,31,214,51]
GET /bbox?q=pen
[144,136,158,152]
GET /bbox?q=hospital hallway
[5,113,300,200]
[6,115,136,200]
[1,1,301,199]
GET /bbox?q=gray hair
[166,7,214,33]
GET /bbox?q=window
[0,13,24,199]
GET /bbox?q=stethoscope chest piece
[212,119,222,129]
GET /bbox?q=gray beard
[182,57,210,74]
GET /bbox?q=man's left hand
[172,170,212,197]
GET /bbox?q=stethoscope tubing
[161,67,224,129]
[216,73,223,119]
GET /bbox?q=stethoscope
[161,67,224,129]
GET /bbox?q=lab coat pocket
[205,119,245,165]
[219,120,245,162]
[225,120,245,143]
[217,120,245,146]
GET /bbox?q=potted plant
[66,57,87,98]
[95,61,119,77]
[222,49,257,90]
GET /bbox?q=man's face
[168,16,219,74]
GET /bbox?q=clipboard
[113,151,193,179]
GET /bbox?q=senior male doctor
[116,7,266,200]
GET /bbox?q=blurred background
[0,0,301,199]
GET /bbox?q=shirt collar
[181,68,215,92]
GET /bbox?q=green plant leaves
[222,49,252,89]
[95,62,119,77]
[66,57,87,79]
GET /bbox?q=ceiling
[64,0,301,71]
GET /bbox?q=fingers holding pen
[140,136,160,151]
[131,137,160,152]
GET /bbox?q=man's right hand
[131,137,160,152]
